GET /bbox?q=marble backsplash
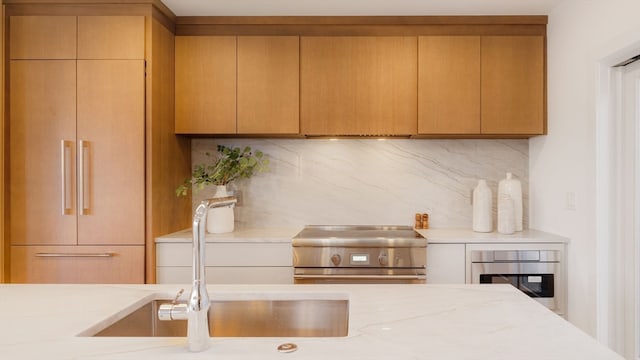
[190,139,529,229]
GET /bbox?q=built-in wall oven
[292,225,427,284]
[468,244,566,317]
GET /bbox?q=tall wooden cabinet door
[175,36,236,134]
[9,61,77,246]
[481,36,545,135]
[9,16,76,60]
[301,36,417,136]
[418,36,481,134]
[237,36,299,134]
[76,60,145,245]
[77,16,145,60]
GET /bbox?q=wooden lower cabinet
[10,245,144,283]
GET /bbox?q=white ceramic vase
[497,172,523,232]
[472,179,493,233]
[497,194,516,235]
[206,185,235,234]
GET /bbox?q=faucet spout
[159,196,237,352]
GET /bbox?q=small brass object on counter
[414,213,422,229]
[421,213,429,229]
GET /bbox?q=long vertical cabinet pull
[78,140,90,215]
[61,140,74,215]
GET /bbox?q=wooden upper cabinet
[237,36,299,134]
[175,36,237,134]
[170,33,544,137]
[9,16,77,59]
[301,36,418,136]
[418,36,481,134]
[9,15,145,60]
[77,16,145,60]
[481,36,545,135]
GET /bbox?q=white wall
[531,0,640,337]
[192,139,528,229]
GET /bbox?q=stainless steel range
[292,225,427,284]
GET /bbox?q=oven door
[294,268,426,284]
[470,262,559,311]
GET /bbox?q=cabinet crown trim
[176,15,548,26]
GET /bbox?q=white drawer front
[156,242,293,267]
[156,266,293,284]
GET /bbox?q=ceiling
[160,0,562,17]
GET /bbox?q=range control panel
[294,247,425,268]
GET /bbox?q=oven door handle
[294,274,426,280]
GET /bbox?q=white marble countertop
[156,227,569,244]
[0,284,619,359]
[155,227,302,243]
[416,228,570,244]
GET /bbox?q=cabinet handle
[60,140,73,215]
[36,252,114,258]
[78,140,90,215]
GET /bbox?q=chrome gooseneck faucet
[158,196,237,352]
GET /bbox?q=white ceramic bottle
[497,172,523,232]
[472,179,492,233]
[497,193,516,234]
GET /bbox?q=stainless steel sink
[91,298,349,337]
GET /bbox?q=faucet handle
[172,289,184,304]
[158,289,189,321]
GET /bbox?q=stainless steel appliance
[469,249,565,316]
[292,225,427,284]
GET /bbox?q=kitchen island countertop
[0,283,619,359]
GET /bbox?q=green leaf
[175,144,270,195]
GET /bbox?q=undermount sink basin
[90,297,349,338]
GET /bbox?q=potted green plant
[177,145,268,233]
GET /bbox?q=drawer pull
[35,252,114,258]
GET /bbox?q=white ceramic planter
[206,185,235,234]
